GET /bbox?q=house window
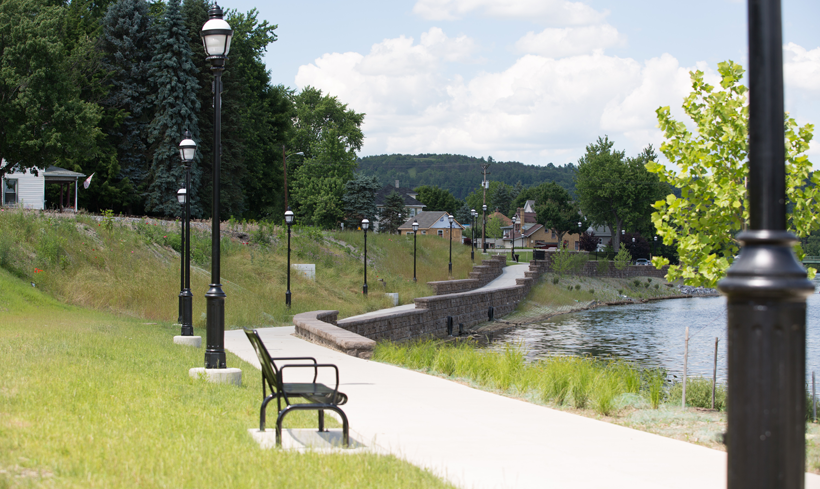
[421,231,427,235]
[437,229,443,237]
[3,179,17,205]
[575,241,580,251]
[551,230,556,239]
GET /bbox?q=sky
[224,0,820,168]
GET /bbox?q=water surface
[490,294,820,384]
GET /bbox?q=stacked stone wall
[533,252,669,279]
[427,255,507,295]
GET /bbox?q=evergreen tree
[145,0,201,217]
[97,0,154,213]
[380,190,406,234]
[342,174,380,227]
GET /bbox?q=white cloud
[412,0,606,26]
[515,24,625,57]
[296,32,818,167]
[784,42,820,92]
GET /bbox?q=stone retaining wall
[427,255,507,295]
[534,252,669,279]
[293,310,376,359]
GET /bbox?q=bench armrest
[271,357,318,382]
[279,364,340,405]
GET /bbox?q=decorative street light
[448,214,454,275]
[511,216,517,263]
[361,218,369,295]
[285,208,294,308]
[718,1,813,487]
[178,131,195,337]
[482,204,488,252]
[340,222,344,232]
[201,3,233,369]
[412,219,419,282]
[470,208,476,261]
[653,235,658,258]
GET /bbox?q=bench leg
[275,404,350,448]
[260,395,276,432]
[318,409,324,432]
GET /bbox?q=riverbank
[476,272,718,333]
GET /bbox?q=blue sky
[224,0,820,167]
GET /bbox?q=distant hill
[356,154,576,200]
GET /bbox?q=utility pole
[481,163,490,253]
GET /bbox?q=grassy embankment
[0,209,475,328]
[0,266,453,487]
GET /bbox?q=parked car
[634,258,651,266]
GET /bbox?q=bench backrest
[243,327,282,395]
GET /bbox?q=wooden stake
[682,325,689,408]
[712,337,719,410]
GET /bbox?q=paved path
[223,262,820,488]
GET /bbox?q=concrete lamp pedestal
[189,367,242,386]
[174,335,202,348]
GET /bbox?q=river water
[489,292,820,384]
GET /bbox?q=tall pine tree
[97,0,153,213]
[145,0,201,217]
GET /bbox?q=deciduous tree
[415,185,460,215]
[0,0,102,179]
[647,60,817,286]
[575,137,666,252]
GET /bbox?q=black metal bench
[243,327,350,447]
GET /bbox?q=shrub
[552,276,559,284]
[575,284,581,291]
[617,289,623,295]
[633,279,641,287]
[596,259,609,275]
[669,377,727,410]
[655,284,660,290]
[589,288,594,294]
[613,247,631,270]
[551,249,588,276]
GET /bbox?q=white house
[1,161,86,211]
[2,166,44,209]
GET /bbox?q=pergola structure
[44,166,86,212]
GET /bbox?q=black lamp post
[448,214,454,275]
[718,1,813,487]
[511,216,517,263]
[177,187,186,324]
[362,218,369,295]
[653,235,657,258]
[470,209,476,261]
[285,208,294,308]
[482,204,487,252]
[201,4,233,369]
[412,219,418,282]
[178,131,195,337]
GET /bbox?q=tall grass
[374,340,668,416]
[0,266,452,488]
[0,210,476,328]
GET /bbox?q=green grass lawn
[0,268,452,488]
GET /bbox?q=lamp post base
[180,288,193,336]
[174,335,202,348]
[189,367,241,386]
[285,289,291,308]
[205,283,227,369]
[718,230,813,489]
[363,283,368,296]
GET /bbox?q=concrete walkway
[223,262,820,488]
[224,326,820,489]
